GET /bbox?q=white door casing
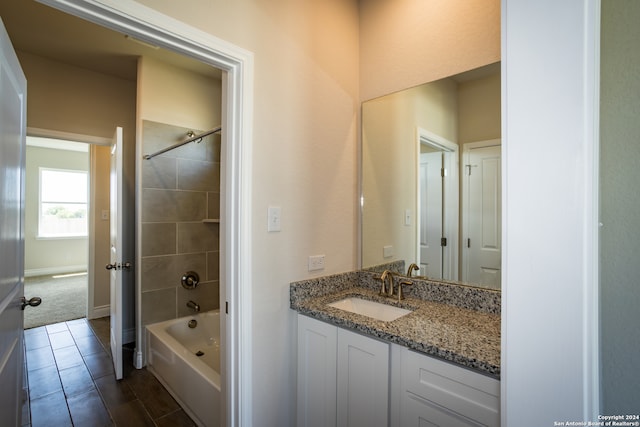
[419,152,443,278]
[109,127,125,379]
[0,17,28,426]
[36,1,255,424]
[416,128,458,281]
[462,141,501,289]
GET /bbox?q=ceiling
[0,0,221,81]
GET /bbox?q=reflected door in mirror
[462,141,501,289]
[419,152,443,279]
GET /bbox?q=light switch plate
[383,245,394,258]
[404,209,412,226]
[308,255,325,271]
[268,206,281,232]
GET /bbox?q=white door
[462,142,502,288]
[418,152,443,279]
[109,127,125,379]
[0,18,28,425]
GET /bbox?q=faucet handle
[378,270,391,296]
[397,279,412,301]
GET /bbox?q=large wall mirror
[361,62,501,290]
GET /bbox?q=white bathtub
[146,310,221,427]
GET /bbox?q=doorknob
[21,296,42,310]
[106,262,132,270]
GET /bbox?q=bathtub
[146,310,221,427]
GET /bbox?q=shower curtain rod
[143,126,222,160]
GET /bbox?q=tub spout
[187,300,200,312]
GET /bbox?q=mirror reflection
[361,62,501,290]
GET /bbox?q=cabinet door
[337,328,389,427]
[401,391,484,426]
[297,315,337,427]
[400,348,500,427]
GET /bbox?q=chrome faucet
[186,300,200,312]
[406,263,420,277]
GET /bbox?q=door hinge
[466,164,478,175]
[441,167,445,177]
[441,237,447,247]
[467,238,471,248]
[225,301,229,314]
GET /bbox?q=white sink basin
[327,297,412,322]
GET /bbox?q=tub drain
[196,351,205,357]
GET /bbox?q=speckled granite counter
[290,270,501,378]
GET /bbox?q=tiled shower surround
[140,120,220,329]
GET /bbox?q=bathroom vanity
[290,270,501,427]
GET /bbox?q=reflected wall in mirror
[361,62,501,290]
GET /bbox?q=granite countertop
[290,271,501,378]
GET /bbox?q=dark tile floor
[23,317,196,427]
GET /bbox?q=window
[39,168,88,238]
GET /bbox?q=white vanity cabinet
[395,346,500,426]
[297,314,389,427]
[297,314,500,427]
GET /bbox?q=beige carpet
[23,273,87,329]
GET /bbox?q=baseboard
[25,265,87,278]
[88,305,110,319]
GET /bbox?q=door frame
[416,127,458,281]
[27,127,111,320]
[37,0,254,424]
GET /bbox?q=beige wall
[359,0,501,101]
[17,51,136,312]
[458,71,501,144]
[127,0,496,423]
[137,56,221,130]
[24,146,89,274]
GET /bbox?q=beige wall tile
[142,156,176,189]
[142,189,206,222]
[141,253,206,291]
[177,158,219,191]
[207,136,221,163]
[177,222,218,254]
[177,280,219,316]
[207,192,220,220]
[141,288,176,326]
[207,251,220,282]
[141,223,176,256]
[143,120,201,160]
